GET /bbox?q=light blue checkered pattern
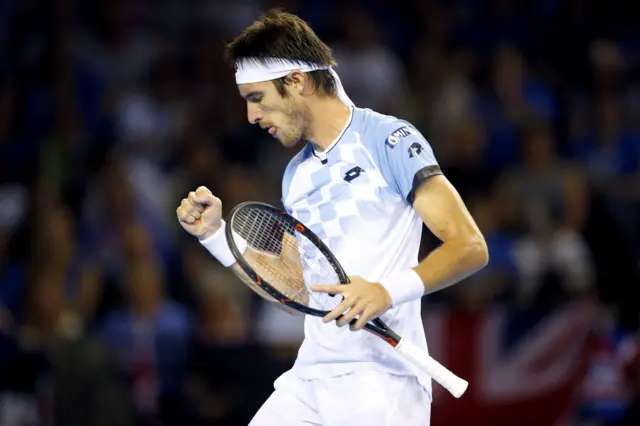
[279,107,437,392]
[284,133,393,252]
[281,107,438,252]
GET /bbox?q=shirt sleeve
[373,120,443,204]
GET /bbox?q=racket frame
[225,201,401,346]
[225,201,469,398]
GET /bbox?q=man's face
[238,80,310,148]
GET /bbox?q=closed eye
[245,92,263,103]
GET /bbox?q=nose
[247,103,262,125]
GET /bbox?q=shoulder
[354,107,427,151]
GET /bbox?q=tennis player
[176,9,488,426]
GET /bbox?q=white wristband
[199,220,247,267]
[379,269,425,307]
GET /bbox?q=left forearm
[382,174,489,304]
[413,239,489,294]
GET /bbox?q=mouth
[268,127,277,136]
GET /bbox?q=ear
[284,70,305,93]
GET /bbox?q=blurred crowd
[0,0,639,425]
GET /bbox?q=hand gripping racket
[225,201,469,398]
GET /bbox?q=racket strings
[230,208,342,311]
[289,238,343,310]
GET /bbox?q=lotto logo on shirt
[385,126,412,148]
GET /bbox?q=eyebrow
[243,91,263,102]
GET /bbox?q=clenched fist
[176,186,222,240]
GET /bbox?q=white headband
[235,58,354,107]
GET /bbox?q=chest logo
[343,166,364,183]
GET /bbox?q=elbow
[465,236,489,272]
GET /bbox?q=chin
[280,139,299,148]
[279,135,303,148]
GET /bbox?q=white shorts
[249,369,431,426]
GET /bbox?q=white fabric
[235,58,355,107]
[249,370,431,426]
[379,268,425,308]
[281,109,434,396]
[199,220,247,267]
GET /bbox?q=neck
[306,96,352,151]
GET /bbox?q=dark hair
[224,9,337,97]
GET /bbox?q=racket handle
[396,338,469,398]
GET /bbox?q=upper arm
[367,118,485,247]
[371,120,443,204]
[412,174,486,246]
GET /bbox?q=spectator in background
[496,120,594,307]
[0,79,13,148]
[184,242,288,426]
[407,41,478,163]
[571,93,640,260]
[441,117,497,200]
[577,308,639,426]
[202,0,267,38]
[184,27,229,137]
[0,183,28,323]
[74,0,158,95]
[100,222,192,425]
[80,155,176,286]
[169,134,226,230]
[116,59,187,166]
[0,187,133,426]
[114,57,189,237]
[571,92,639,188]
[478,45,557,173]
[331,4,409,116]
[446,194,517,311]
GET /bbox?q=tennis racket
[225,201,469,398]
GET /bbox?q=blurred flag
[424,301,597,426]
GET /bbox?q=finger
[195,186,212,197]
[350,308,375,331]
[194,186,218,207]
[322,297,353,323]
[336,303,364,327]
[188,192,205,213]
[176,206,197,224]
[180,198,201,219]
[312,285,344,294]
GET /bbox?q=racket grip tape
[395,338,469,398]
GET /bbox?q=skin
[239,71,352,151]
[313,175,489,330]
[177,70,489,329]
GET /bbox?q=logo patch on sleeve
[385,126,412,148]
[408,142,423,158]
